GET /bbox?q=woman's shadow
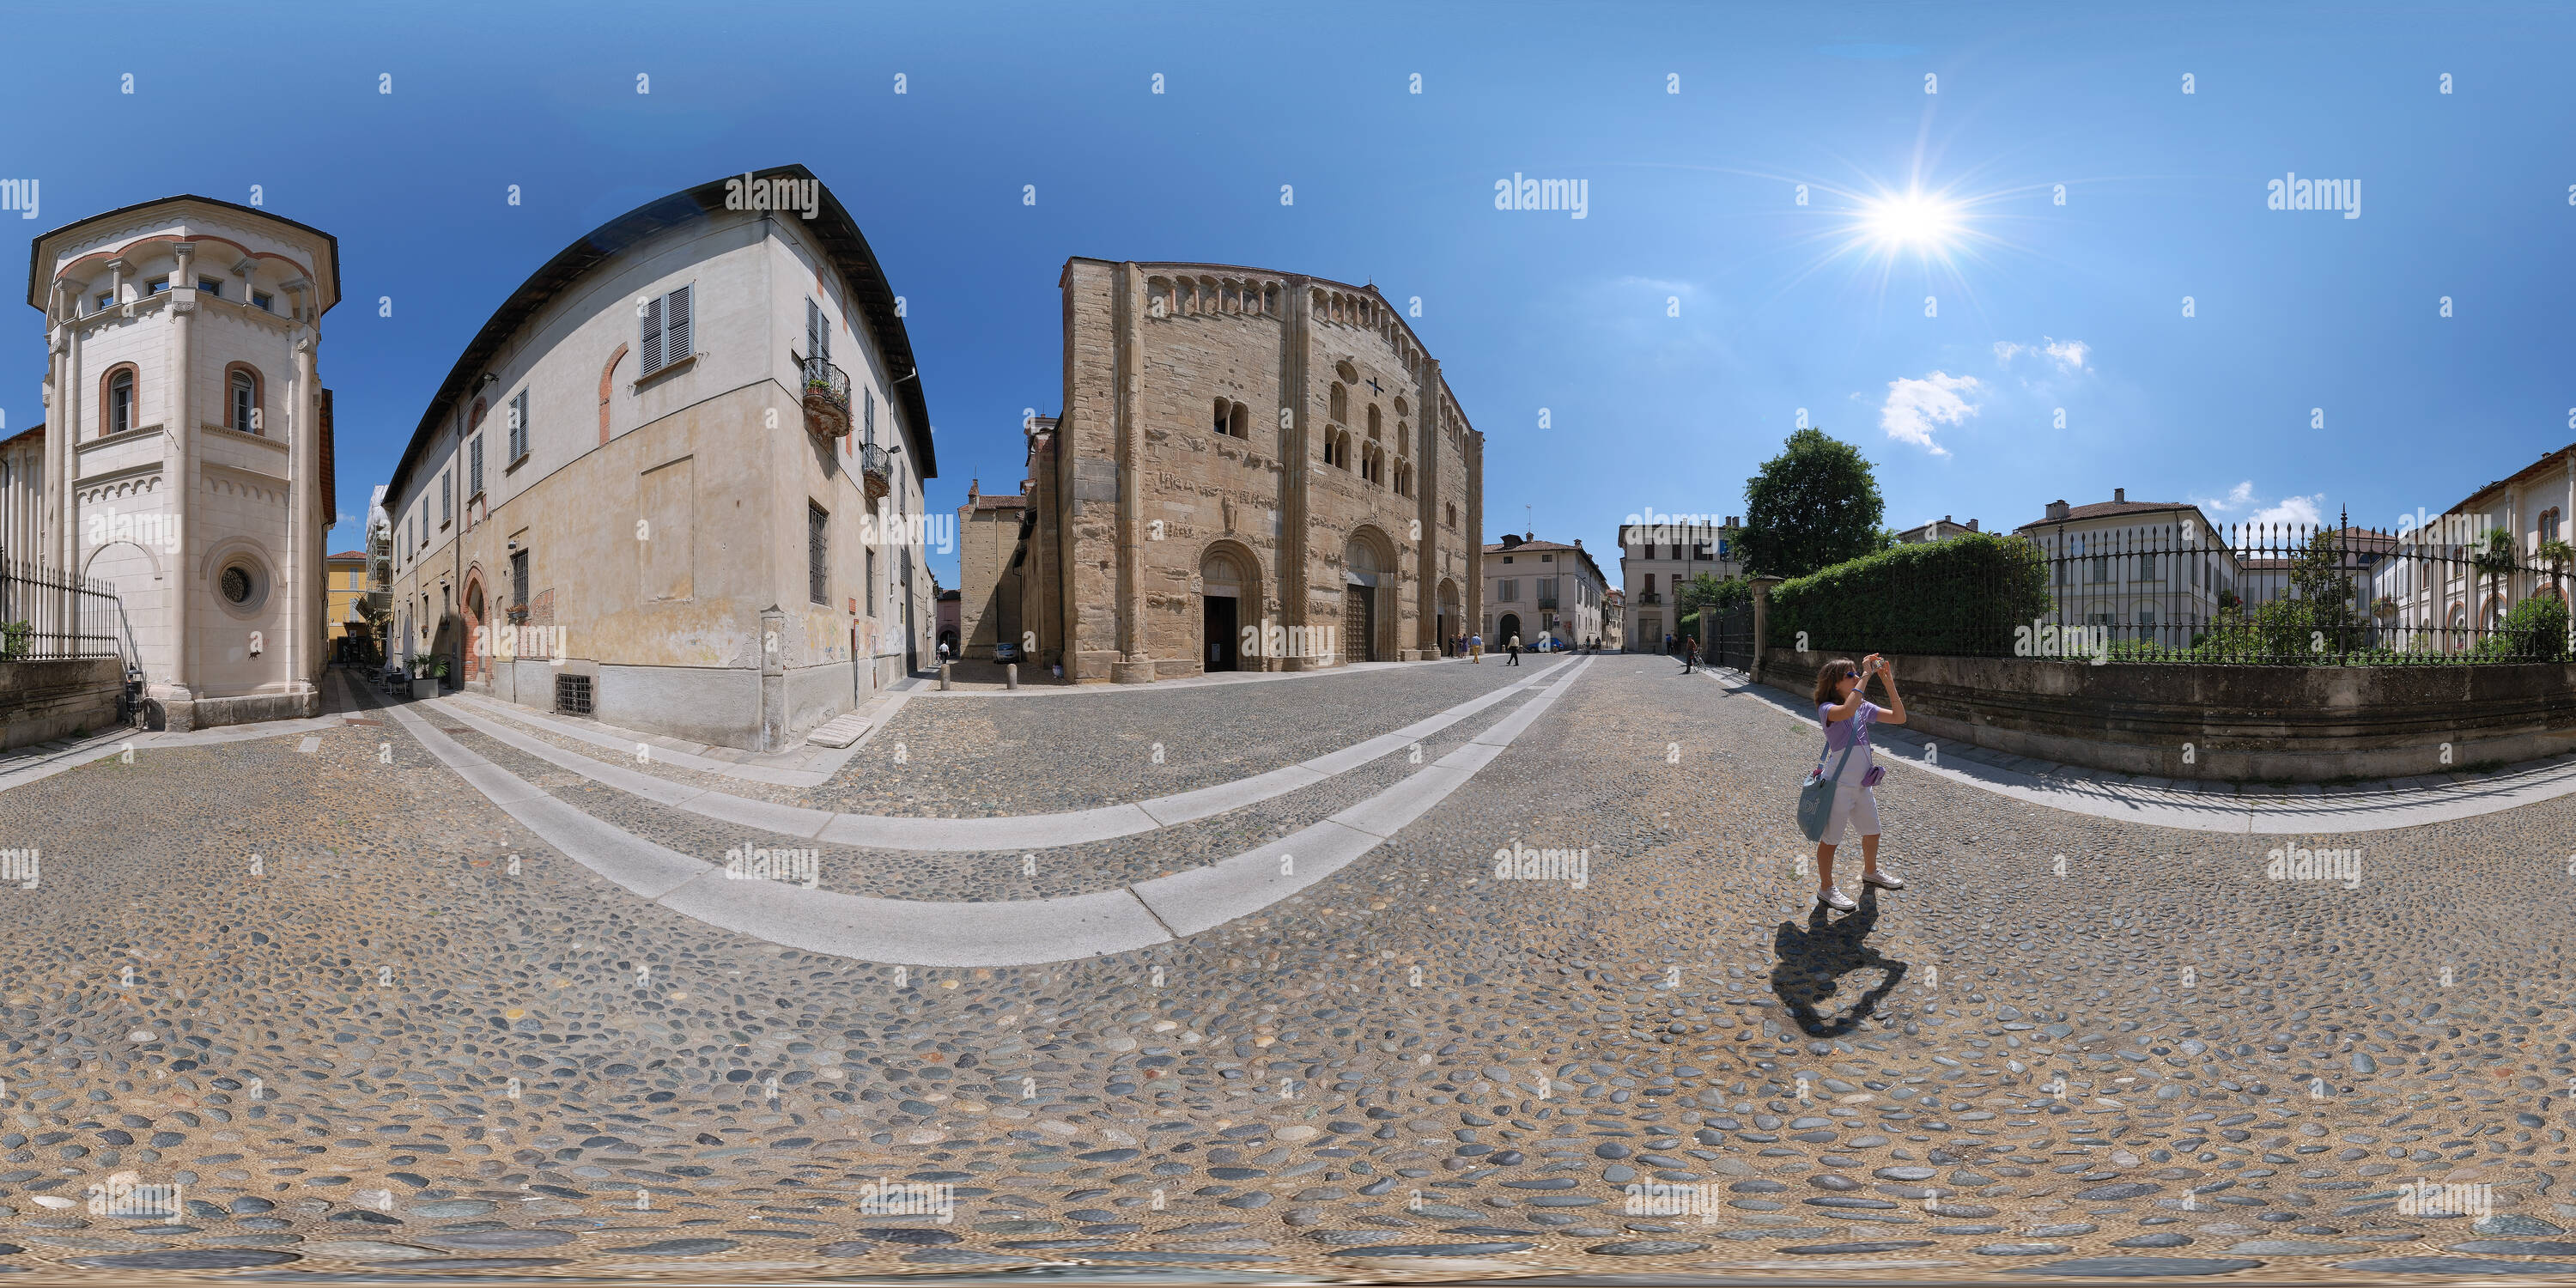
[1770,888,1910,1038]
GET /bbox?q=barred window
[809,503,829,605]
[511,549,529,609]
[508,390,529,463]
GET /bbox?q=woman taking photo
[1810,653,1908,912]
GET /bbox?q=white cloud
[1993,336,2091,373]
[1879,371,1982,457]
[2194,480,2258,513]
[2252,494,2326,526]
[2195,480,2325,528]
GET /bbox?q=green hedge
[1765,532,2051,656]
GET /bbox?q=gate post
[1749,576,1783,687]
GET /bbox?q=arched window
[228,367,262,434]
[1228,401,1248,439]
[105,367,136,437]
[1328,382,1348,424]
[1213,398,1231,438]
[1395,419,1408,457]
[1366,404,1381,440]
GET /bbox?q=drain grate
[555,673,593,717]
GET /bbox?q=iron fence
[0,557,128,661]
[1777,509,2575,665]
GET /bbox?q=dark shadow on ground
[1771,888,1909,1037]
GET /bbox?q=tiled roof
[2014,500,2196,530]
[326,550,368,561]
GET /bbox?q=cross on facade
[1366,377,1382,397]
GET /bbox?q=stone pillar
[1413,356,1441,659]
[1749,575,1783,688]
[1279,277,1314,671]
[1110,263,1154,683]
[1463,410,1483,653]
[164,245,198,727]
[292,320,321,711]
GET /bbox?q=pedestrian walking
[1506,633,1522,666]
[1663,632,1675,656]
[1807,653,1909,912]
[1680,635,1697,673]
[1470,632,1483,663]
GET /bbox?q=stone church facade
[996,259,1483,683]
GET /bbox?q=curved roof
[389,164,932,497]
[25,193,342,313]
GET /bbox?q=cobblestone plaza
[1,653,2571,1283]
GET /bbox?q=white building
[1896,515,1982,544]
[1480,532,1607,649]
[2374,442,2576,645]
[2014,490,2239,636]
[380,166,937,750]
[27,195,340,729]
[1617,517,1742,651]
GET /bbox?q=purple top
[1819,700,1883,782]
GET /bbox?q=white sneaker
[1817,887,1857,912]
[1862,871,1907,890]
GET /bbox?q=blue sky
[8,1,2574,586]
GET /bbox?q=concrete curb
[428,659,1576,853]
[1706,667,2576,834]
[375,658,1595,965]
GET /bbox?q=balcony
[801,355,852,438]
[1536,597,1560,610]
[1636,592,1662,605]
[858,441,892,502]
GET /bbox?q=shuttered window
[805,297,829,361]
[468,434,483,496]
[808,504,829,605]
[641,283,694,375]
[507,390,529,463]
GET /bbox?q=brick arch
[599,343,629,445]
[460,567,489,681]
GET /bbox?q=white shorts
[1820,781,1880,845]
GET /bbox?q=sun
[1861,191,1960,249]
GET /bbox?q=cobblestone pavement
[0,659,2568,1284]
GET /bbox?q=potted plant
[412,658,442,700]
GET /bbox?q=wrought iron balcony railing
[858,441,892,501]
[802,355,852,438]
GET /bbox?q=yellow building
[325,550,369,659]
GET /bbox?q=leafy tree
[1740,428,1887,579]
[2537,537,2573,604]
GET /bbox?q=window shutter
[665,285,692,365]
[641,295,665,374]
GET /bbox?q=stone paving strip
[443,686,904,788]
[374,658,1595,966]
[908,654,1470,697]
[1704,666,2576,834]
[428,659,1574,853]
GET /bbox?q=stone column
[165,244,198,726]
[1279,277,1313,671]
[292,319,321,711]
[1110,263,1154,683]
[1749,575,1783,687]
[1463,410,1483,656]
[1413,356,1441,658]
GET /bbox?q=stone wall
[0,658,122,751]
[1757,646,2576,781]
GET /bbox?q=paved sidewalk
[1704,665,2576,833]
[0,684,358,795]
[432,656,1571,851]
[374,658,1597,965]
[913,652,1536,696]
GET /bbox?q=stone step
[804,712,873,749]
